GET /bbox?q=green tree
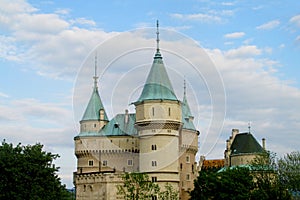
[159,183,178,200]
[0,140,70,200]
[117,172,160,200]
[278,151,300,194]
[190,167,254,200]
[250,151,292,200]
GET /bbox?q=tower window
[151,144,157,150]
[94,123,96,128]
[152,161,157,167]
[127,159,133,166]
[186,173,190,181]
[180,163,183,170]
[152,177,157,182]
[168,107,171,116]
[186,156,190,163]
[88,160,94,166]
[152,107,155,116]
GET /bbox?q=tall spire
[156,20,160,53]
[184,78,186,97]
[81,51,108,122]
[135,20,177,104]
[154,20,162,59]
[93,52,98,89]
[182,79,196,130]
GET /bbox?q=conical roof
[135,51,178,103]
[182,92,196,130]
[81,86,108,121]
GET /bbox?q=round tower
[134,21,181,192]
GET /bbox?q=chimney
[262,138,266,150]
[232,129,239,140]
[226,139,230,150]
[124,109,129,124]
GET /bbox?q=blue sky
[0,0,300,188]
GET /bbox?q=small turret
[80,53,108,133]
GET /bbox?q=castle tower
[179,80,199,199]
[133,21,182,192]
[79,55,109,133]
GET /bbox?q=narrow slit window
[168,107,171,116]
[152,107,155,116]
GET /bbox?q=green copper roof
[81,87,108,121]
[135,51,178,103]
[231,133,264,155]
[76,113,136,137]
[99,113,137,136]
[181,94,196,130]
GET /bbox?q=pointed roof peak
[182,79,196,130]
[93,52,99,90]
[81,53,108,121]
[135,21,177,103]
[154,20,162,58]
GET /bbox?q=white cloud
[224,32,245,39]
[170,13,222,23]
[0,0,115,79]
[296,35,300,43]
[55,8,71,15]
[290,14,300,27]
[256,20,280,30]
[70,18,97,27]
[0,92,9,98]
[221,2,235,6]
[224,45,262,58]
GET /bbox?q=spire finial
[93,51,98,89]
[184,78,186,97]
[248,122,251,133]
[156,20,160,53]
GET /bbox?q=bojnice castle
[74,22,199,200]
[73,22,267,200]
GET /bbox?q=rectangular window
[151,177,157,182]
[127,159,133,166]
[151,144,157,150]
[88,160,94,166]
[186,173,190,181]
[152,195,157,200]
[102,160,107,166]
[186,155,190,163]
[152,161,157,167]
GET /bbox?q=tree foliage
[0,140,70,200]
[159,182,178,200]
[117,172,160,200]
[190,151,298,200]
[278,151,300,193]
[190,167,254,200]
[250,151,292,200]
